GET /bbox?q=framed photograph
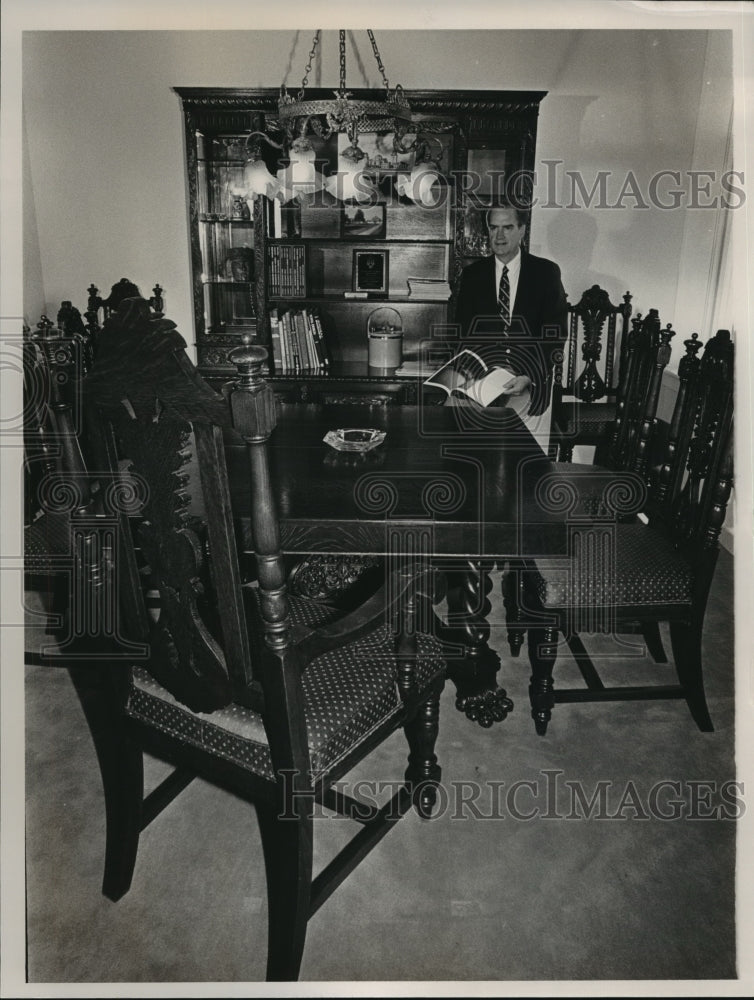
[341,202,387,239]
[353,249,389,296]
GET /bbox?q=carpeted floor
[24,553,736,986]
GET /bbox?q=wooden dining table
[224,400,569,727]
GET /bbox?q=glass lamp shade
[396,162,443,207]
[274,137,326,201]
[243,157,281,201]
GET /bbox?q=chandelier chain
[367,29,390,92]
[339,30,347,91]
[297,30,320,100]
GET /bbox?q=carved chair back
[558,284,633,404]
[654,328,734,558]
[84,298,265,717]
[64,279,165,364]
[607,309,674,478]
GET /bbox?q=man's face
[487,208,525,263]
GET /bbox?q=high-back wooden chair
[551,284,633,462]
[522,328,734,734]
[606,309,671,475]
[81,278,164,360]
[71,297,447,981]
[503,316,675,661]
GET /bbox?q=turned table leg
[442,561,513,728]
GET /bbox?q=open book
[423,348,517,407]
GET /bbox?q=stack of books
[269,307,330,374]
[268,244,306,297]
[406,277,452,300]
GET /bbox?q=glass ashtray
[323,428,386,453]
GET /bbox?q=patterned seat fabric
[127,622,446,783]
[284,593,343,629]
[548,462,616,519]
[534,523,692,609]
[555,401,616,438]
[25,513,74,563]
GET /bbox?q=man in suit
[455,205,568,419]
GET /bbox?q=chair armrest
[297,565,443,664]
[295,570,410,663]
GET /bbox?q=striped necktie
[498,264,510,331]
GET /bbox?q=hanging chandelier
[240,30,444,207]
[278,29,413,145]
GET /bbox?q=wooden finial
[151,284,165,318]
[35,315,56,338]
[228,343,276,441]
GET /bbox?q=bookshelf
[176,88,547,399]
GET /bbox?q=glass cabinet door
[196,132,257,340]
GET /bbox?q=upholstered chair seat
[129,618,446,783]
[25,512,74,563]
[533,524,692,611]
[552,400,616,441]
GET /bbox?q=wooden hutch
[175,88,546,403]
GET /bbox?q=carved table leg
[443,561,513,728]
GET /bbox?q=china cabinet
[175,87,546,400]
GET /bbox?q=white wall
[22,29,733,362]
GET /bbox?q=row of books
[269,307,330,374]
[268,244,307,297]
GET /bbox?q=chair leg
[404,688,443,819]
[527,626,559,735]
[669,621,714,732]
[642,620,668,664]
[501,566,525,657]
[558,442,574,462]
[68,666,144,901]
[257,800,313,981]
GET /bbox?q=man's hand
[504,375,532,396]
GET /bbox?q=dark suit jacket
[454,251,568,415]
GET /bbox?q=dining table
[224,399,569,727]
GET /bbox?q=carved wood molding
[287,554,381,601]
[175,88,547,115]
